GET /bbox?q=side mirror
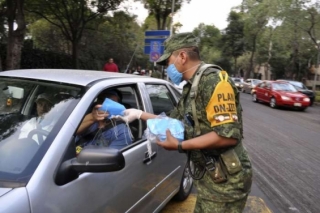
[71,146,125,173]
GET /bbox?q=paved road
[162,93,320,213]
[241,93,320,213]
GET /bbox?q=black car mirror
[72,146,125,173]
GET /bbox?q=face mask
[167,54,201,85]
[167,63,182,85]
[167,55,183,85]
[98,98,125,119]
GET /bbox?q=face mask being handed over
[167,54,201,85]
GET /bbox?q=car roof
[0,69,153,86]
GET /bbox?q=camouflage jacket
[170,62,252,202]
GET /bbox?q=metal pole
[313,47,320,91]
[170,0,175,36]
[125,45,139,73]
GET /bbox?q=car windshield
[252,80,261,86]
[0,78,82,186]
[232,78,242,82]
[272,83,297,92]
[289,81,308,90]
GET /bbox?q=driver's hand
[92,105,109,121]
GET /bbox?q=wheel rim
[270,98,276,108]
[252,94,257,101]
[182,164,193,194]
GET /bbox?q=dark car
[277,80,315,106]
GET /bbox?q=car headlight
[281,96,291,100]
[303,98,310,102]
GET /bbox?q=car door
[264,82,272,103]
[255,82,266,101]
[244,79,251,93]
[142,83,187,203]
[27,81,166,213]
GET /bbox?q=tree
[192,23,222,65]
[241,0,269,79]
[27,0,123,69]
[1,0,27,70]
[221,11,245,76]
[137,0,190,31]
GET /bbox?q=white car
[0,69,193,213]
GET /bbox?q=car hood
[297,89,314,95]
[0,188,12,197]
[277,91,306,98]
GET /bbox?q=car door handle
[143,151,157,164]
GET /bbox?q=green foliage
[221,11,245,73]
[136,0,190,30]
[26,0,124,68]
[193,23,222,64]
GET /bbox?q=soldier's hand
[156,129,179,150]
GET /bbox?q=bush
[316,91,320,103]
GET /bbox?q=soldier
[122,32,252,213]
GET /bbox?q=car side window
[266,83,271,90]
[75,85,146,154]
[169,85,182,102]
[145,84,176,115]
[258,82,265,88]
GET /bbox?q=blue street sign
[144,45,164,54]
[144,38,167,44]
[145,30,170,37]
[149,41,161,62]
[144,30,170,57]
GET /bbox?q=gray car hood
[0,188,12,197]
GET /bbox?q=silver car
[0,69,193,213]
[241,79,262,94]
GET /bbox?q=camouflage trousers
[194,195,248,213]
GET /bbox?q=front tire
[252,93,258,102]
[173,162,193,201]
[270,97,277,108]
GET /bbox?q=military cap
[156,32,200,65]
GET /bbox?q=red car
[252,81,310,110]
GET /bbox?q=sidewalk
[161,182,276,213]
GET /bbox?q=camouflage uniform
[157,33,252,213]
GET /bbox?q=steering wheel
[27,129,50,144]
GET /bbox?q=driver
[19,93,55,144]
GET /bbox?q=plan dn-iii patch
[206,71,238,127]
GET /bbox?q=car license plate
[294,103,302,107]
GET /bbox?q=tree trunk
[245,35,257,80]
[72,40,79,69]
[233,57,237,76]
[0,57,2,71]
[5,0,26,71]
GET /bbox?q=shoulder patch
[206,71,237,127]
